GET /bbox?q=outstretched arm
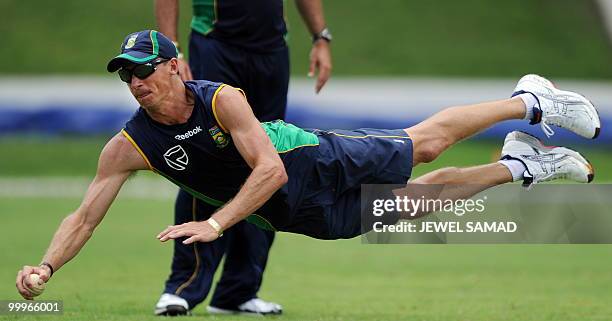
[15,133,147,299]
[295,0,332,93]
[157,87,288,244]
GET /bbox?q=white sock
[517,93,538,121]
[498,159,526,182]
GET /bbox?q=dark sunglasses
[118,59,168,83]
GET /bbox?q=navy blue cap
[107,30,178,72]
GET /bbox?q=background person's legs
[209,222,275,309]
[405,98,525,165]
[163,191,228,309]
[242,45,290,122]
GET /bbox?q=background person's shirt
[191,0,287,52]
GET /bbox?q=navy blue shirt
[191,0,287,52]
[124,81,251,203]
[122,80,320,233]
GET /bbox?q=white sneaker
[154,293,190,316]
[501,131,594,187]
[207,298,283,316]
[512,74,600,139]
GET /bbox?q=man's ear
[168,58,179,75]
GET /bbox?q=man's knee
[413,138,449,164]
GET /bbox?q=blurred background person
[154,0,332,316]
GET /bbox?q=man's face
[123,59,174,109]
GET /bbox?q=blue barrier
[0,103,608,146]
[0,77,609,145]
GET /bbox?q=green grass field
[2,197,612,321]
[2,136,612,180]
[1,138,612,320]
[2,0,612,78]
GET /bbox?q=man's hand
[15,265,51,300]
[308,40,332,93]
[157,221,220,244]
[177,58,193,81]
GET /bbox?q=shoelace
[522,154,568,188]
[539,98,585,138]
[540,117,556,137]
[540,108,570,138]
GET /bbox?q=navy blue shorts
[281,128,413,240]
[189,32,289,121]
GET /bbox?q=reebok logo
[175,126,202,140]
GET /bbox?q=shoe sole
[551,146,595,183]
[154,305,189,316]
[504,131,595,183]
[206,305,281,317]
[517,74,601,139]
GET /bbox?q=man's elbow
[272,163,288,187]
[276,166,288,186]
[263,162,288,188]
